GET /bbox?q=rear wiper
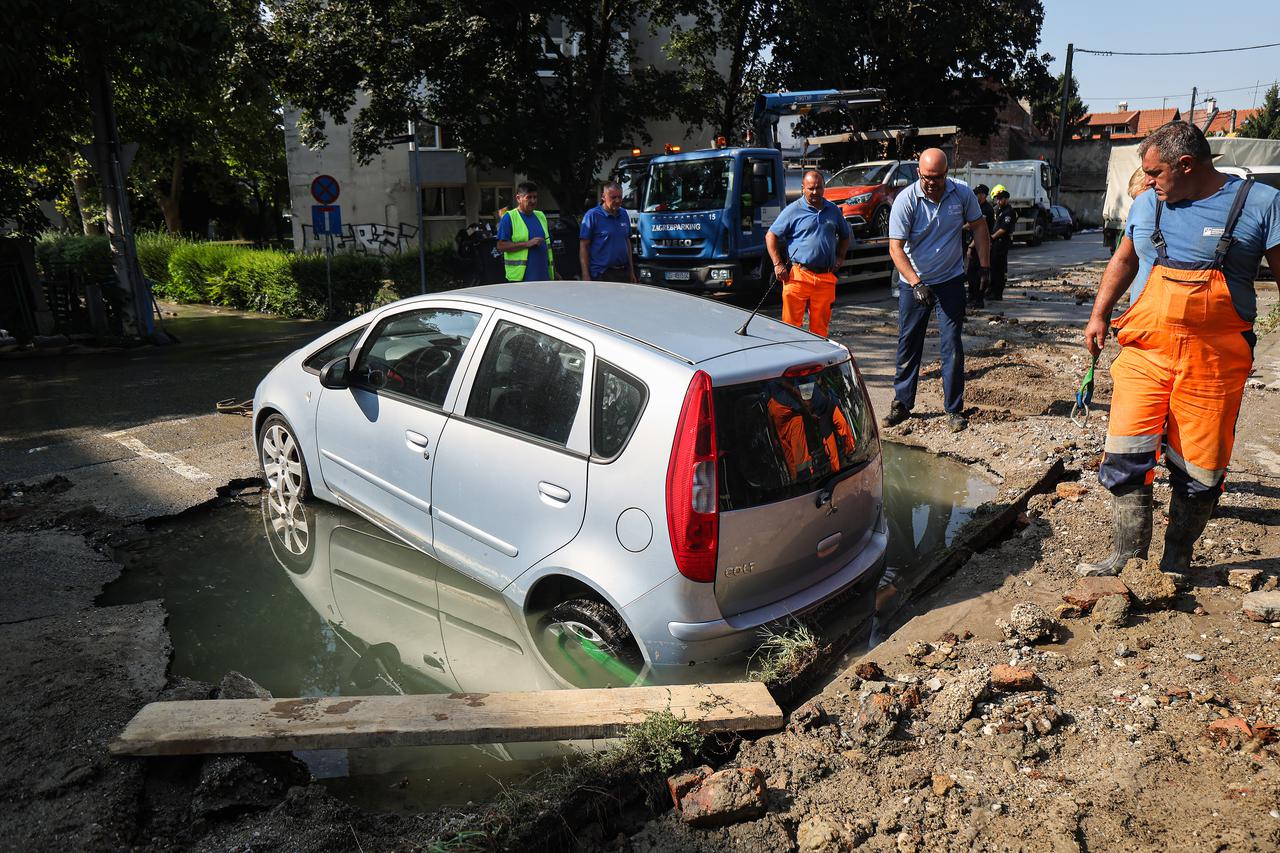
[814,465,865,509]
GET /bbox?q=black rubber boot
[1157,490,1220,574]
[1076,483,1153,577]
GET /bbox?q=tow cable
[1070,353,1099,428]
[215,398,253,416]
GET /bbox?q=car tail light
[783,362,825,378]
[666,370,718,582]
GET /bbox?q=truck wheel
[1028,213,1046,247]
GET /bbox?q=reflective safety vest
[501,209,555,281]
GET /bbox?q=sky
[1038,0,1280,115]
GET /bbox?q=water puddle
[101,443,994,813]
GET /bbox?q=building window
[479,186,514,217]
[420,123,457,150]
[423,186,465,218]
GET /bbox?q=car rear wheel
[538,598,644,688]
[259,414,310,504]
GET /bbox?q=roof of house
[1189,108,1261,134]
[1080,111,1139,127]
[1135,108,1181,136]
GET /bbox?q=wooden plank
[110,682,783,757]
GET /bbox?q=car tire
[261,490,315,574]
[1063,228,1072,240]
[871,205,891,237]
[539,598,644,684]
[258,414,311,504]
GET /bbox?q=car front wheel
[871,205,891,237]
[259,414,310,504]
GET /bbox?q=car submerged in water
[252,282,887,674]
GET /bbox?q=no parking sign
[310,174,340,205]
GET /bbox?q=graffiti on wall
[301,222,419,255]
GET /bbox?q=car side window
[467,320,585,446]
[303,326,366,372]
[897,164,918,184]
[593,361,647,459]
[352,308,481,407]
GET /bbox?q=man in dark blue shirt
[579,181,636,283]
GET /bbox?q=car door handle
[538,481,572,504]
[405,430,430,458]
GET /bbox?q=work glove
[910,281,936,308]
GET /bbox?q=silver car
[252,282,887,675]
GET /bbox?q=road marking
[115,437,211,481]
[103,417,190,439]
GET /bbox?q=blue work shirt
[579,204,632,277]
[889,179,982,285]
[496,211,550,281]
[768,197,852,271]
[1125,176,1280,321]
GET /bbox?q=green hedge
[34,231,467,320]
[34,233,114,283]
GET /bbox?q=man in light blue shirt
[884,148,990,433]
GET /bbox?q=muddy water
[101,443,993,813]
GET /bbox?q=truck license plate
[666,271,691,281]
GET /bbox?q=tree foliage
[0,0,286,236]
[271,0,693,217]
[1238,85,1280,140]
[1030,72,1087,137]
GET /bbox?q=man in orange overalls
[766,170,852,338]
[1079,122,1280,577]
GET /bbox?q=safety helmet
[991,184,1008,198]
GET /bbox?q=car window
[593,361,647,459]
[352,308,481,407]
[898,163,918,183]
[466,320,586,446]
[303,326,366,372]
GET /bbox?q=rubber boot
[1157,490,1220,574]
[1076,483,1153,577]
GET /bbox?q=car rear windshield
[714,360,878,511]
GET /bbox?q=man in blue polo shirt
[885,148,990,433]
[579,181,636,283]
[765,170,852,337]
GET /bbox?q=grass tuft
[747,621,819,684]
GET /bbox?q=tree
[269,0,693,217]
[1030,71,1087,138]
[765,0,1052,149]
[1238,84,1280,140]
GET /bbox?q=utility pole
[1189,86,1197,122]
[408,119,428,295]
[1052,43,1074,206]
[83,60,166,343]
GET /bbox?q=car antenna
[735,272,782,336]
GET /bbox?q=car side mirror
[319,356,350,389]
[892,178,909,188]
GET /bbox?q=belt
[794,262,834,275]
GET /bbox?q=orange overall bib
[781,265,837,337]
[1100,179,1256,497]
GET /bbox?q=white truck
[1102,136,1280,254]
[951,159,1057,245]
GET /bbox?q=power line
[1081,80,1279,102]
[1077,41,1280,57]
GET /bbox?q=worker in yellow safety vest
[496,181,557,282]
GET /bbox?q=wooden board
[110,682,783,757]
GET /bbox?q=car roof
[412,282,830,364]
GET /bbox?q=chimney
[1205,96,1217,113]
[1118,101,1128,112]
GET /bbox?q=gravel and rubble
[623,266,1280,851]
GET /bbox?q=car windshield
[644,159,732,213]
[826,163,893,189]
[714,361,878,510]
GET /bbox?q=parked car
[824,160,917,237]
[1047,205,1075,240]
[253,282,887,674]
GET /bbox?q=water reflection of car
[261,493,649,691]
[252,283,887,678]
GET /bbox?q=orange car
[824,160,918,237]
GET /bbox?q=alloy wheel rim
[266,488,310,555]
[262,424,304,502]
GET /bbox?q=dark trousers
[989,247,1009,300]
[893,275,966,414]
[965,249,985,305]
[594,266,632,283]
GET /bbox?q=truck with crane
[626,90,895,295]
